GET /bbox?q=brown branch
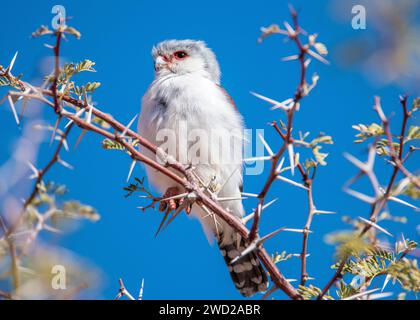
[51,30,63,113]
[11,75,301,302]
[300,172,314,286]
[250,7,310,245]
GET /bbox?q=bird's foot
[159,186,192,214]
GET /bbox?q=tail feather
[219,237,269,297]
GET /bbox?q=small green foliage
[102,138,139,150]
[61,201,100,221]
[45,60,100,97]
[412,97,420,112]
[92,115,111,129]
[325,231,372,261]
[399,178,420,199]
[0,66,25,91]
[378,211,407,224]
[102,139,125,150]
[312,145,329,166]
[28,181,100,222]
[298,285,333,300]
[272,251,293,264]
[296,132,333,166]
[406,126,420,141]
[375,139,400,156]
[388,258,420,292]
[85,81,101,92]
[352,123,384,143]
[258,24,283,43]
[336,280,358,299]
[328,236,419,296]
[124,177,154,199]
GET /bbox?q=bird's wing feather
[216,84,238,111]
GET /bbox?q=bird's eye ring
[173,51,188,60]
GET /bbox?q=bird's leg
[158,186,191,214]
[159,186,181,211]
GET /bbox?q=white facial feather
[151,39,221,84]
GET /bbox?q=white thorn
[8,51,18,73]
[138,278,144,300]
[86,104,93,124]
[127,160,136,182]
[121,114,138,138]
[57,157,74,170]
[250,91,291,111]
[282,55,299,61]
[7,95,20,125]
[389,196,419,211]
[243,198,277,224]
[307,49,330,65]
[26,161,39,179]
[283,21,296,37]
[243,156,272,162]
[367,292,393,300]
[275,157,286,173]
[287,144,295,176]
[282,228,312,234]
[314,209,336,215]
[345,188,376,204]
[241,192,259,198]
[381,274,392,292]
[344,152,368,172]
[276,175,308,190]
[258,133,274,156]
[358,216,393,237]
[216,196,248,202]
[65,108,86,128]
[160,192,189,202]
[342,288,380,300]
[43,224,62,233]
[56,135,69,152]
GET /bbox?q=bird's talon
[159,186,183,212]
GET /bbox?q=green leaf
[271,251,293,264]
[85,81,101,92]
[406,126,420,141]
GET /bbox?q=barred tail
[218,237,269,297]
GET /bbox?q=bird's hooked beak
[154,55,170,72]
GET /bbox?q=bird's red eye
[173,51,188,60]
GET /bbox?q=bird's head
[151,39,221,84]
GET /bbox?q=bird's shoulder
[215,84,238,111]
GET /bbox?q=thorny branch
[1,16,303,299]
[0,122,73,293]
[250,5,332,297]
[1,6,418,300]
[317,96,419,299]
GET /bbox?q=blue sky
[1,0,419,299]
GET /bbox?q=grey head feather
[152,39,221,84]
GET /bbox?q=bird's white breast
[139,73,244,172]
